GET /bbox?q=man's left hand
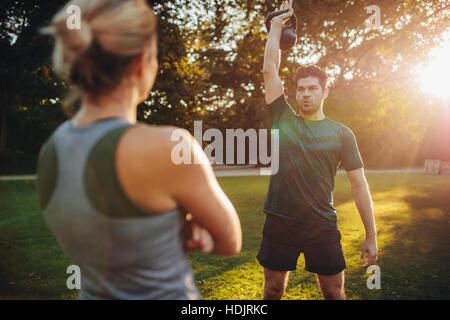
[360,237,378,268]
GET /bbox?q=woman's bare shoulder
[114,123,190,212]
[118,123,190,157]
[116,122,206,185]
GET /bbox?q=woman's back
[38,0,241,299]
[37,118,200,299]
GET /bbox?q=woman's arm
[167,129,242,255]
[116,125,242,255]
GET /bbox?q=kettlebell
[265,9,297,50]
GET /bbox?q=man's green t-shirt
[264,95,364,228]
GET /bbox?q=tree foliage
[1,0,449,173]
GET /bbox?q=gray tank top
[36,118,200,300]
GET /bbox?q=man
[257,0,378,300]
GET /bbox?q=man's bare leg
[316,271,345,300]
[263,268,290,300]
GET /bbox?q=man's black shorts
[257,214,346,275]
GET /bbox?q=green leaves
[1,0,448,169]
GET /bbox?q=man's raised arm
[263,0,293,105]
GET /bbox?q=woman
[37,0,241,300]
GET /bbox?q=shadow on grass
[189,213,266,283]
[0,181,76,299]
[192,174,450,299]
[2,175,449,299]
[343,181,450,300]
[397,185,450,299]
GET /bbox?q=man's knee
[263,269,289,299]
[265,280,285,298]
[322,286,345,300]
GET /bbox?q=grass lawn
[0,173,449,300]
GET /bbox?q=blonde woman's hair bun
[50,18,93,72]
[42,0,157,115]
[40,0,96,73]
[58,19,93,55]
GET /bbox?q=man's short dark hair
[294,64,329,92]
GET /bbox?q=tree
[1,0,448,173]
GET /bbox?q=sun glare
[418,37,450,101]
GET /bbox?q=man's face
[295,76,328,115]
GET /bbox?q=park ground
[0,173,449,299]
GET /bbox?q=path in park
[0,167,426,180]
[215,167,425,177]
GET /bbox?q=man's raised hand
[269,0,294,29]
